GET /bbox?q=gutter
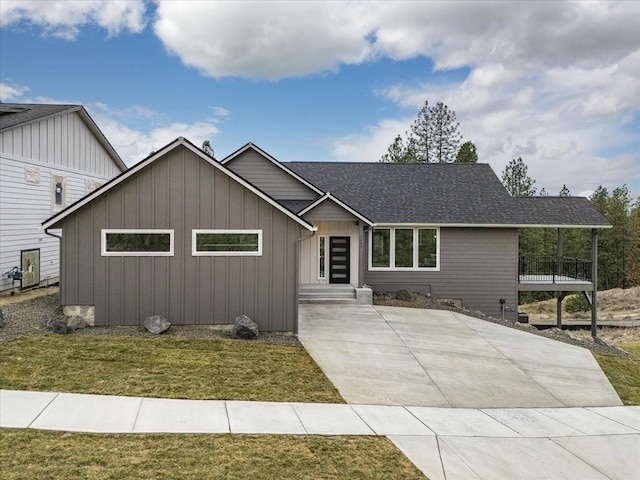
[294,229,317,335]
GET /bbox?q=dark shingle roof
[285,162,609,227]
[0,103,80,130]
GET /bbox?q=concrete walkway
[298,304,623,408]
[2,389,639,479]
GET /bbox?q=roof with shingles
[0,103,80,130]
[285,162,610,227]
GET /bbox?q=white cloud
[0,0,147,39]
[0,82,30,101]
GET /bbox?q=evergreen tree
[455,141,478,163]
[559,185,570,196]
[202,140,216,160]
[379,133,417,163]
[501,157,537,196]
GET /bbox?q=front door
[329,236,350,284]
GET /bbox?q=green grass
[594,342,640,405]
[0,430,426,479]
[0,335,343,403]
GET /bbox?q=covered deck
[518,255,593,292]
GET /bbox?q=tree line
[383,101,639,295]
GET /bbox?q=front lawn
[594,342,640,405]
[0,430,426,480]
[0,335,342,403]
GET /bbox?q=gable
[223,144,320,201]
[0,104,125,175]
[43,138,315,232]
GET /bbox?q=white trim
[101,229,174,256]
[221,142,324,196]
[298,192,375,226]
[368,227,440,272]
[192,229,263,256]
[318,235,326,279]
[43,137,317,232]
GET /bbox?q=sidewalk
[2,389,639,479]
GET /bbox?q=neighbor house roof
[43,137,316,232]
[0,103,126,171]
[286,162,610,228]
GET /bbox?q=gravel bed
[374,292,630,357]
[0,293,300,347]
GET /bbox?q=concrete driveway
[298,305,622,408]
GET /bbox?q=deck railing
[519,256,592,283]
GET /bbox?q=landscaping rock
[395,289,413,301]
[67,316,88,330]
[232,315,259,340]
[144,315,171,334]
[0,308,4,328]
[47,319,69,334]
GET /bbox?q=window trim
[192,229,263,256]
[368,226,440,271]
[101,229,174,257]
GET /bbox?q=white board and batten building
[0,103,126,293]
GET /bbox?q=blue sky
[1,1,639,199]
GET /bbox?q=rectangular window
[418,228,437,268]
[192,230,262,256]
[394,229,414,268]
[101,229,174,256]
[371,228,390,267]
[369,227,439,270]
[319,236,326,279]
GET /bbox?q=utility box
[518,312,529,323]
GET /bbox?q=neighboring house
[1,103,126,293]
[43,137,610,332]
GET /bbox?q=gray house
[43,137,610,331]
[1,103,126,293]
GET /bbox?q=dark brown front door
[329,236,350,284]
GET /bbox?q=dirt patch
[520,286,640,323]
[0,286,60,306]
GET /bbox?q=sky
[1,0,639,199]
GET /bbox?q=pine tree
[501,157,537,196]
[455,141,478,163]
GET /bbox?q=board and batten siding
[0,110,122,178]
[365,227,519,320]
[58,145,303,331]
[224,149,318,200]
[0,110,122,292]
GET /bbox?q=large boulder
[232,315,259,340]
[67,316,88,330]
[144,315,171,334]
[47,319,69,334]
[395,289,413,301]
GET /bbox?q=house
[1,103,126,293]
[42,137,610,332]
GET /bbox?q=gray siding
[59,145,303,331]
[0,110,123,292]
[225,149,318,200]
[365,228,518,320]
[302,200,358,222]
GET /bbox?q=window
[319,236,326,279]
[369,227,439,270]
[193,230,262,256]
[101,230,174,256]
[371,229,391,267]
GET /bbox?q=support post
[591,229,599,339]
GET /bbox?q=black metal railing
[519,256,592,283]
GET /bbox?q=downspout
[294,229,317,335]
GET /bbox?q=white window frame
[192,229,263,256]
[318,235,326,279]
[368,227,440,271]
[101,229,174,257]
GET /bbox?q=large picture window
[101,230,174,256]
[370,227,439,270]
[193,230,262,256]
